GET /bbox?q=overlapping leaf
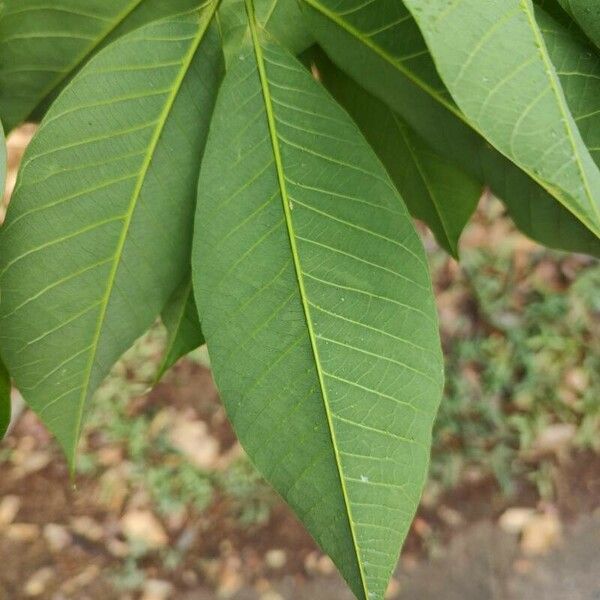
[218,0,313,64]
[193,7,443,599]
[0,124,7,440]
[557,0,600,49]
[0,358,10,439]
[302,0,600,256]
[157,279,204,381]
[0,120,6,195]
[401,0,600,236]
[538,7,600,169]
[0,0,205,131]
[0,10,224,462]
[312,50,481,258]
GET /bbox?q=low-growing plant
[0,1,599,598]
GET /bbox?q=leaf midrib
[303,0,600,237]
[25,0,147,123]
[521,0,600,225]
[244,1,368,597]
[71,5,219,464]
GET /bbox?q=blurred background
[1,126,599,600]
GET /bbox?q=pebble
[24,567,54,597]
[121,510,168,550]
[43,523,72,552]
[141,579,173,600]
[385,578,401,599]
[70,516,104,542]
[260,592,284,600]
[265,549,287,570]
[499,507,536,535]
[0,495,21,527]
[521,512,562,556]
[168,418,220,470]
[6,523,40,542]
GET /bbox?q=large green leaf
[302,0,600,256]
[400,0,600,237]
[0,120,6,194]
[557,0,600,48]
[156,278,204,381]
[0,0,205,131]
[0,9,224,462]
[193,5,443,599]
[217,0,313,64]
[311,50,481,258]
[537,7,600,168]
[0,358,10,439]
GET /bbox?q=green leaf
[537,7,600,168]
[557,0,600,49]
[157,278,204,381]
[0,120,6,194]
[312,51,481,258]
[0,9,224,463]
[400,0,600,237]
[0,0,205,131]
[217,0,313,64]
[0,358,10,439]
[302,0,600,256]
[193,5,443,599]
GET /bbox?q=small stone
[70,516,104,542]
[0,495,21,527]
[43,524,72,552]
[106,537,130,558]
[19,451,51,475]
[260,593,284,600]
[168,418,219,469]
[265,549,287,570]
[304,551,319,574]
[97,446,123,467]
[565,368,589,394]
[499,508,536,535]
[317,555,335,576]
[217,568,243,598]
[25,567,54,597]
[385,578,401,599]
[521,513,562,556]
[141,579,173,600]
[121,510,168,550]
[61,566,100,594]
[437,505,463,528]
[533,424,576,455]
[6,523,40,542]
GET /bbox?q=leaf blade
[401,0,600,236]
[157,278,204,381]
[0,358,10,440]
[0,0,206,130]
[0,10,224,462]
[312,52,480,257]
[557,0,600,49]
[302,0,600,255]
[194,11,443,599]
